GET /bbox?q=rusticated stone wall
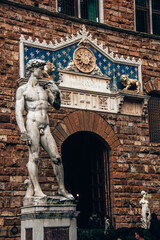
[4,0,57,11]
[103,0,135,30]
[0,1,160,239]
[4,0,136,30]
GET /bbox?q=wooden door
[91,146,110,226]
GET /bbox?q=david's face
[33,67,42,78]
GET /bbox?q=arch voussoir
[87,111,96,132]
[53,110,120,150]
[53,129,65,143]
[68,111,80,132]
[56,122,69,139]
[105,129,116,145]
[94,117,106,136]
[63,116,76,135]
[103,124,113,139]
[83,111,91,131]
[110,139,121,149]
[77,111,86,131]
[144,79,160,93]
[53,134,63,147]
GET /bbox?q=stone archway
[52,110,120,227]
[52,110,120,151]
[144,79,160,94]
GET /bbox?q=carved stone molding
[117,96,125,113]
[142,98,150,116]
[59,86,124,114]
[59,85,149,116]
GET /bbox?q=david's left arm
[45,81,61,110]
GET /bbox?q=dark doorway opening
[61,131,110,228]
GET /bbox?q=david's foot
[58,188,74,200]
[24,179,34,198]
[34,191,47,198]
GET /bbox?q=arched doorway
[61,131,111,228]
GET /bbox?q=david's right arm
[15,87,32,145]
[15,87,26,134]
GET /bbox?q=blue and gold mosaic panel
[24,43,78,82]
[24,44,139,90]
[114,63,138,89]
[90,46,113,77]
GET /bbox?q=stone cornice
[20,211,79,221]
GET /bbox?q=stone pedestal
[20,196,79,240]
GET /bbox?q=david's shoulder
[16,83,28,96]
[17,83,28,91]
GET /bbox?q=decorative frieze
[61,91,71,106]
[59,87,149,115]
[98,96,108,111]
[60,87,125,113]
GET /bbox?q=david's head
[26,59,46,79]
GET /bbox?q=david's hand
[44,81,59,93]
[21,132,32,145]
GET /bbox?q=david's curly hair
[26,59,46,79]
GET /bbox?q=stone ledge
[20,210,79,221]
[21,196,78,221]
[23,195,75,207]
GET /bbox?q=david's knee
[30,153,39,164]
[51,156,61,165]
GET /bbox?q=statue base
[20,196,79,240]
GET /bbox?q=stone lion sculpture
[42,61,55,79]
[120,74,141,93]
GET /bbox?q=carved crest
[73,47,96,73]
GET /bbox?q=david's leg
[41,126,74,200]
[27,151,46,197]
[53,163,74,200]
[27,125,46,198]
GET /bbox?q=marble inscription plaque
[44,227,69,240]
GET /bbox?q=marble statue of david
[15,59,74,200]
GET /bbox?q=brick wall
[6,0,57,11]
[103,0,135,30]
[0,1,160,239]
[10,0,135,30]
